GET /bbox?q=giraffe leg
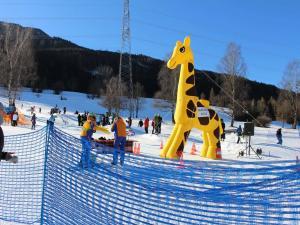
[206,125,221,159]
[166,124,190,159]
[160,124,180,158]
[200,131,209,157]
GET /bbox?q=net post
[40,120,54,225]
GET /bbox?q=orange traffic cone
[190,143,197,155]
[216,148,222,159]
[177,152,185,169]
[136,143,141,155]
[160,141,163,149]
[133,143,137,155]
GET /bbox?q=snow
[0,88,300,224]
[1,88,298,162]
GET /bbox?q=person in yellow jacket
[111,116,127,166]
[80,113,109,168]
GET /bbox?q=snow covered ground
[1,88,299,163]
[0,88,299,225]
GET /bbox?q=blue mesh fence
[0,122,300,225]
[0,127,47,224]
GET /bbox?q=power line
[0,16,119,21]
[133,4,300,51]
[131,19,297,61]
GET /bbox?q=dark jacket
[0,126,4,154]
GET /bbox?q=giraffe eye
[179,47,185,53]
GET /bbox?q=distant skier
[126,116,132,128]
[276,128,282,145]
[221,119,225,141]
[157,114,162,134]
[138,119,143,127]
[151,119,155,134]
[144,117,149,134]
[31,113,37,130]
[77,114,82,126]
[80,113,109,168]
[12,112,18,126]
[236,125,242,144]
[0,103,18,163]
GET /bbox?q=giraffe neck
[177,59,197,105]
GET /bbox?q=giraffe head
[167,36,193,69]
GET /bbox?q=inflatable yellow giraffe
[160,36,223,160]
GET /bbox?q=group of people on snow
[79,113,127,168]
[136,114,163,135]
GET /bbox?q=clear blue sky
[0,0,299,87]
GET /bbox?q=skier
[80,113,109,168]
[151,119,155,134]
[144,117,149,134]
[77,114,82,126]
[157,114,162,134]
[111,116,127,166]
[31,113,37,130]
[138,119,143,127]
[236,125,242,144]
[221,119,225,141]
[126,116,132,128]
[276,128,283,145]
[0,103,18,163]
[12,111,18,126]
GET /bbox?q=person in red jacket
[144,117,149,134]
[111,116,127,165]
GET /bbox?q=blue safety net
[0,122,300,225]
[0,127,47,224]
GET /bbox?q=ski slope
[0,89,299,225]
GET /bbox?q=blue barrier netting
[1,122,300,225]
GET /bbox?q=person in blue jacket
[236,125,242,144]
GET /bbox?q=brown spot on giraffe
[197,101,204,107]
[184,131,190,142]
[186,75,195,84]
[213,127,220,139]
[198,117,209,125]
[186,86,197,96]
[188,63,194,72]
[208,109,216,119]
[186,100,196,118]
[214,113,219,121]
[186,109,195,118]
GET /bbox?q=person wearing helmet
[111,116,127,166]
[80,113,110,168]
[0,103,18,163]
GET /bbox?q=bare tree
[0,24,37,105]
[276,95,292,128]
[154,62,179,122]
[100,76,127,114]
[280,60,300,128]
[218,42,247,126]
[209,88,217,106]
[133,82,145,118]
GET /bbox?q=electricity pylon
[118,0,134,116]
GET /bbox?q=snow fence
[0,121,300,225]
